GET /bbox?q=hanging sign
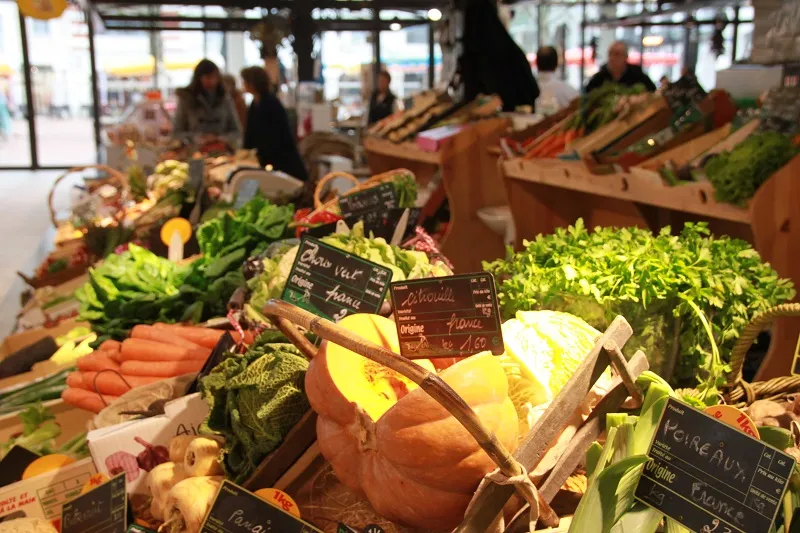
[18,0,67,20]
[390,272,504,359]
[635,397,796,533]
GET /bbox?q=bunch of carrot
[523,127,584,160]
[61,324,250,414]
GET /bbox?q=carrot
[61,387,120,414]
[121,338,210,363]
[120,359,206,378]
[77,352,121,373]
[152,324,225,350]
[79,371,164,396]
[66,371,85,389]
[104,348,124,365]
[564,129,578,145]
[98,340,122,353]
[131,325,206,350]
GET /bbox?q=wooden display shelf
[364,118,510,273]
[504,158,750,224]
[503,155,800,381]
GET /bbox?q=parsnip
[160,476,222,533]
[168,435,197,464]
[183,437,223,477]
[147,462,186,521]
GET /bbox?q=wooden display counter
[502,155,800,380]
[364,118,509,273]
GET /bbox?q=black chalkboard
[0,446,40,488]
[306,208,420,242]
[390,272,504,359]
[338,183,397,217]
[200,480,321,533]
[635,397,796,533]
[62,472,127,533]
[281,236,393,321]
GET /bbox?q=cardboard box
[0,399,94,450]
[0,458,96,530]
[416,124,467,152]
[87,393,209,497]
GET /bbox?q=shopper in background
[535,46,579,112]
[585,41,657,94]
[173,59,242,148]
[222,74,248,133]
[240,66,308,181]
[367,70,398,125]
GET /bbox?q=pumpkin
[305,314,519,531]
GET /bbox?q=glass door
[0,1,32,167]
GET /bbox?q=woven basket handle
[312,172,360,210]
[260,299,539,514]
[727,303,800,385]
[48,165,129,228]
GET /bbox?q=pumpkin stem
[352,405,378,451]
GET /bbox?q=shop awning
[104,57,202,77]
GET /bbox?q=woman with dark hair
[240,66,308,181]
[172,59,242,147]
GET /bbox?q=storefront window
[26,5,95,166]
[0,1,31,166]
[321,31,373,120]
[380,24,441,104]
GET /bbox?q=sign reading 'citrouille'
[390,272,504,359]
[636,397,796,533]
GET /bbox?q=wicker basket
[307,168,415,216]
[48,164,129,229]
[722,303,800,407]
[259,300,648,532]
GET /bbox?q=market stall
[364,117,509,273]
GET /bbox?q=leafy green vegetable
[199,331,310,483]
[484,220,795,392]
[76,197,294,339]
[0,403,62,459]
[246,221,452,320]
[705,132,798,207]
[499,310,613,435]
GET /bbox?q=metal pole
[580,0,586,86]
[428,21,435,88]
[731,4,740,62]
[86,6,102,164]
[373,8,381,81]
[536,3,542,50]
[18,10,38,169]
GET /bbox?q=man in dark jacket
[367,71,397,125]
[585,41,657,93]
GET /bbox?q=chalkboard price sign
[281,236,393,321]
[306,208,420,242]
[338,183,397,217]
[635,397,796,533]
[62,472,127,533]
[200,480,321,533]
[390,272,504,359]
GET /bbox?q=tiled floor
[0,170,64,336]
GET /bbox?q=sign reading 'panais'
[390,272,504,359]
[636,397,796,533]
[200,480,321,533]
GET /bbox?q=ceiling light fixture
[642,35,664,47]
[428,8,442,21]
[390,21,402,31]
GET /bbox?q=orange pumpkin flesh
[305,314,519,531]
